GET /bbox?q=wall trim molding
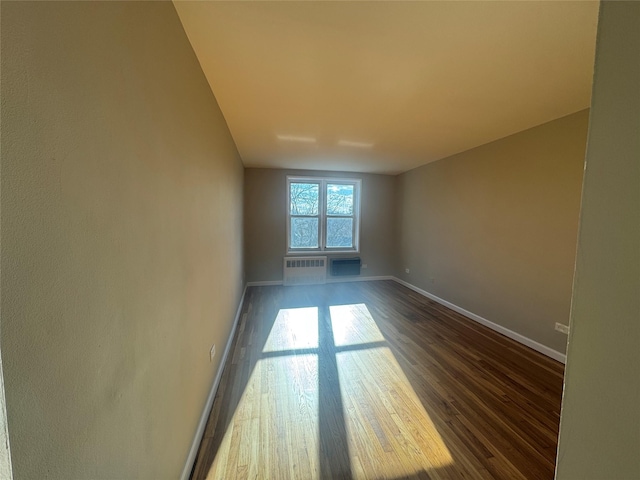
[246,280,283,286]
[391,277,567,364]
[247,275,394,287]
[180,283,248,480]
[326,275,394,283]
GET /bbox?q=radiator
[283,256,327,286]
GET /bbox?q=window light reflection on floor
[331,304,454,476]
[206,353,319,480]
[329,303,385,347]
[262,307,319,353]
[206,303,453,479]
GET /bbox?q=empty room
[1,1,638,480]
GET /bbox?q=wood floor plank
[190,280,565,480]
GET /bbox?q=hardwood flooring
[190,280,564,480]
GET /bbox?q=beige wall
[396,110,589,355]
[556,2,640,478]
[244,168,396,282]
[1,2,244,479]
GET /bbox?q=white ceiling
[174,1,599,175]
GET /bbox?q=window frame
[286,176,361,254]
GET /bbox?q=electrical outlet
[555,323,570,335]
[405,268,410,274]
[362,263,368,269]
[430,277,435,284]
[210,344,216,362]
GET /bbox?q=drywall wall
[1,2,244,478]
[396,110,589,355]
[556,2,640,478]
[244,168,396,282]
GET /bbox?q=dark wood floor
[191,280,564,480]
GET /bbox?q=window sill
[286,250,360,256]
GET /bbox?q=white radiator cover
[283,256,327,286]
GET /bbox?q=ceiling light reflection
[277,134,317,143]
[337,140,374,148]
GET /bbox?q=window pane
[291,217,319,248]
[326,218,353,248]
[326,184,354,215]
[290,183,319,215]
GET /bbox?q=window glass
[290,217,319,248]
[290,183,319,215]
[326,184,354,216]
[326,218,353,248]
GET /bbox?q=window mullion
[352,212,356,248]
[319,180,326,250]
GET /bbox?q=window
[287,176,361,253]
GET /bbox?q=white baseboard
[247,275,393,287]
[392,277,567,364]
[180,284,248,480]
[326,275,393,283]
[246,280,283,286]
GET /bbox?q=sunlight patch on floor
[330,304,454,478]
[263,307,319,352]
[329,303,385,347]
[207,303,453,479]
[207,353,319,479]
